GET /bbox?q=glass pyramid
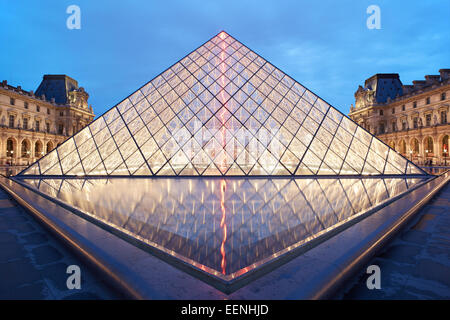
[19,31,426,177]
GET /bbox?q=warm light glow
[220,179,227,275]
[22,176,425,279]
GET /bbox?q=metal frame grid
[19,31,428,177]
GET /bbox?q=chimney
[424,75,440,84]
[412,80,426,89]
[439,69,450,81]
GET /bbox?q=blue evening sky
[1,0,449,117]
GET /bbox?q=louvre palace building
[0,75,95,168]
[349,69,449,166]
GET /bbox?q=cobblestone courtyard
[0,187,124,299]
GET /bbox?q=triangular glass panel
[133,163,152,176]
[110,161,130,176]
[21,163,40,175]
[66,161,85,176]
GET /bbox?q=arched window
[6,138,14,157]
[46,141,54,154]
[399,140,406,154]
[411,139,419,154]
[389,141,395,150]
[21,140,30,158]
[443,135,449,156]
[425,137,434,154]
[35,141,43,158]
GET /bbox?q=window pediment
[438,104,449,112]
[7,109,18,116]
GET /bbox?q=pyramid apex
[217,30,230,39]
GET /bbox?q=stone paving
[0,187,126,300]
[335,180,450,299]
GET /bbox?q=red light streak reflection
[219,36,228,275]
[220,179,227,275]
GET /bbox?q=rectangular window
[47,108,50,115]
[24,102,29,109]
[426,97,430,105]
[442,92,447,101]
[413,102,417,108]
[9,115,14,128]
[402,105,405,111]
[379,123,385,134]
[58,124,64,135]
[379,109,383,116]
[10,98,15,105]
[392,108,395,114]
[402,121,406,130]
[413,117,418,129]
[36,105,40,112]
[441,111,448,124]
[35,120,40,131]
[23,118,28,129]
[46,122,50,133]
[392,122,396,132]
[425,114,431,126]
[60,111,64,117]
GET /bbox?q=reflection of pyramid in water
[20,31,426,176]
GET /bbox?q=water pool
[18,176,426,289]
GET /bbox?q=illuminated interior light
[19,31,426,178]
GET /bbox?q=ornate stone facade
[349,70,450,166]
[0,75,95,169]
